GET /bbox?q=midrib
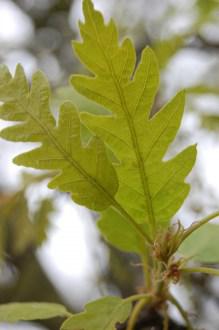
[87,6,156,233]
[21,99,150,243]
[109,62,156,234]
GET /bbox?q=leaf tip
[83,0,94,15]
[192,143,198,158]
[13,155,23,166]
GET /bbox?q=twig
[168,293,194,330]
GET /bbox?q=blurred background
[1,0,219,329]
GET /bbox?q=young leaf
[179,224,219,263]
[71,0,197,234]
[0,65,118,212]
[0,302,70,322]
[61,296,131,330]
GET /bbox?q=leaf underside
[71,0,197,243]
[180,224,219,263]
[0,302,70,322]
[61,296,131,330]
[0,0,197,254]
[0,65,118,212]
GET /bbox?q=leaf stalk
[181,267,219,277]
[126,297,150,330]
[179,210,219,245]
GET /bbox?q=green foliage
[54,86,107,116]
[0,0,218,328]
[61,297,131,330]
[34,198,53,245]
[197,0,219,20]
[153,35,184,69]
[0,188,52,260]
[98,208,146,254]
[180,224,219,263]
[72,0,196,240]
[0,302,70,322]
[201,114,219,131]
[0,0,197,254]
[0,66,118,212]
[186,85,219,95]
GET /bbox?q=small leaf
[0,302,70,322]
[179,224,219,263]
[61,296,131,330]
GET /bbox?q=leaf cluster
[0,1,218,329]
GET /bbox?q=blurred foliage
[0,302,69,323]
[201,114,219,131]
[0,191,52,260]
[0,175,71,330]
[0,182,53,261]
[180,223,219,263]
[153,35,185,69]
[197,0,219,23]
[54,86,107,115]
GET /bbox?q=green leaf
[201,114,219,132]
[72,0,197,235]
[0,65,118,212]
[0,191,36,258]
[0,189,53,260]
[0,302,70,322]
[197,0,219,18]
[98,208,146,254]
[180,224,219,263]
[10,192,35,255]
[61,296,131,330]
[33,198,53,246]
[54,86,107,115]
[0,0,197,254]
[186,85,219,95]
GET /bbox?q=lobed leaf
[0,65,118,211]
[72,0,197,237]
[0,0,198,255]
[0,302,70,322]
[61,296,131,330]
